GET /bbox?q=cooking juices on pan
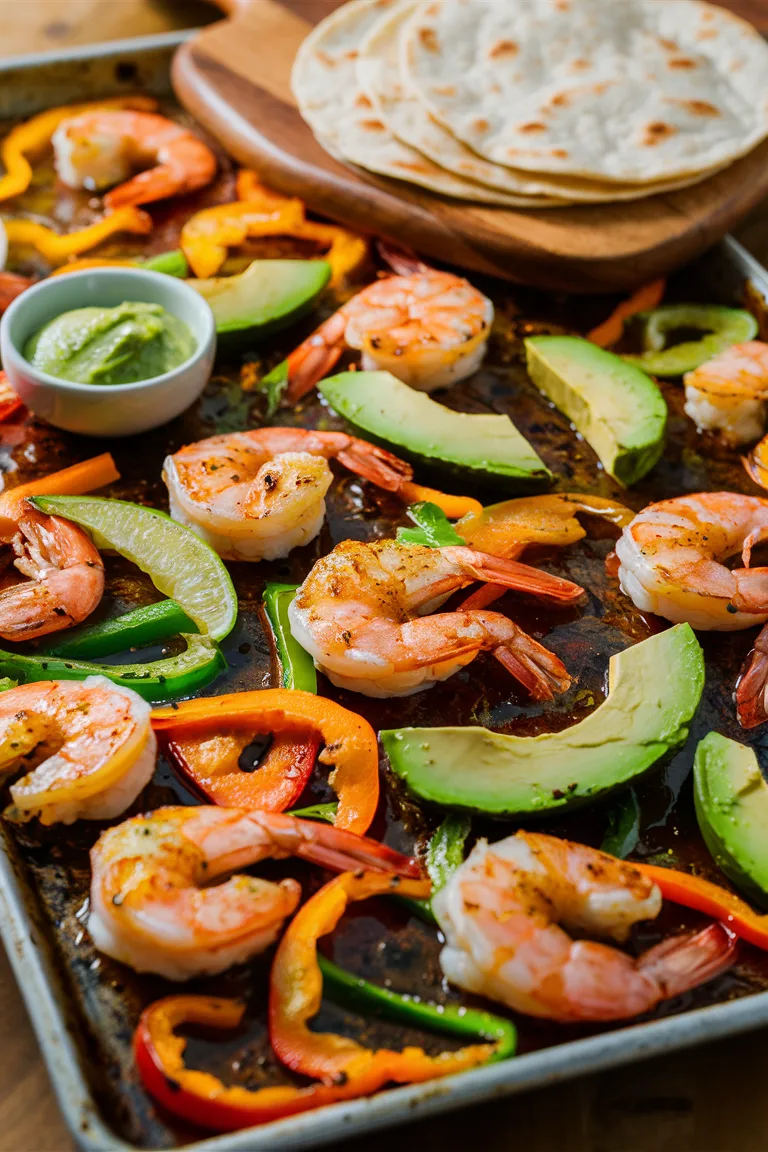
[5,76,768,1149]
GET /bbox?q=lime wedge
[31,495,237,641]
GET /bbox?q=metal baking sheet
[3,33,768,1152]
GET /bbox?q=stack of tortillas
[291,0,768,208]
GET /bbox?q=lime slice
[31,495,237,641]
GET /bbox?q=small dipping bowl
[0,267,216,437]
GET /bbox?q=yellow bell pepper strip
[0,453,119,537]
[457,492,633,610]
[180,195,306,279]
[235,170,368,286]
[0,95,158,203]
[270,870,504,1089]
[587,278,666,348]
[164,729,320,812]
[151,689,379,835]
[5,206,152,266]
[635,863,768,952]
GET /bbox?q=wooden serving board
[175,0,768,293]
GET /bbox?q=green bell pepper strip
[141,250,189,277]
[40,600,197,660]
[259,359,290,418]
[396,502,466,548]
[288,802,338,823]
[600,789,641,859]
[624,304,758,376]
[0,634,224,702]
[262,583,317,692]
[395,814,471,926]
[318,955,516,1061]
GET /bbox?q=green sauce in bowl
[24,301,195,385]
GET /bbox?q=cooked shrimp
[0,506,103,640]
[433,832,737,1022]
[289,539,583,698]
[0,677,155,826]
[52,109,217,210]
[88,805,419,980]
[162,427,414,561]
[614,492,768,727]
[684,341,768,446]
[615,492,768,631]
[283,269,494,402]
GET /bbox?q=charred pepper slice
[151,690,379,835]
[270,870,510,1088]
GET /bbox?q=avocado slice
[319,370,552,490]
[189,259,330,340]
[524,336,666,487]
[694,732,768,909]
[382,623,703,817]
[625,304,758,377]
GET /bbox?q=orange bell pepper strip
[236,170,368,285]
[0,453,119,537]
[0,95,158,203]
[270,871,498,1086]
[49,257,137,276]
[5,206,152,266]
[457,493,633,610]
[180,194,307,279]
[587,278,666,348]
[151,689,379,835]
[635,864,768,952]
[164,728,321,811]
[399,482,482,520]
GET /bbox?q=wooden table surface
[3,3,768,1150]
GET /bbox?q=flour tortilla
[290,0,568,207]
[357,1,725,203]
[402,0,768,183]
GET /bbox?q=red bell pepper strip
[0,372,23,422]
[636,863,768,952]
[165,729,320,811]
[270,870,499,1085]
[151,689,379,835]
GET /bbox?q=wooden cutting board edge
[173,2,768,293]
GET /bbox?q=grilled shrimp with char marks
[162,428,415,561]
[289,539,583,698]
[88,806,419,980]
[434,832,737,1022]
[0,677,155,825]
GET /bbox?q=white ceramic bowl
[0,267,216,437]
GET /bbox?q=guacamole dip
[25,301,195,386]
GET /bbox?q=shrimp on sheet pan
[281,269,494,402]
[88,805,419,980]
[52,109,217,209]
[433,832,737,1022]
[162,427,417,561]
[289,539,583,698]
[684,341,768,446]
[0,677,155,825]
[613,492,768,727]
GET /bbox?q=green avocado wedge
[694,732,768,909]
[382,623,703,817]
[525,336,666,487]
[189,259,330,340]
[319,370,551,490]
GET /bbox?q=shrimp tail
[494,635,572,701]
[284,312,348,403]
[638,923,738,999]
[336,441,413,491]
[736,622,768,728]
[443,546,584,603]
[246,811,421,877]
[375,238,430,276]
